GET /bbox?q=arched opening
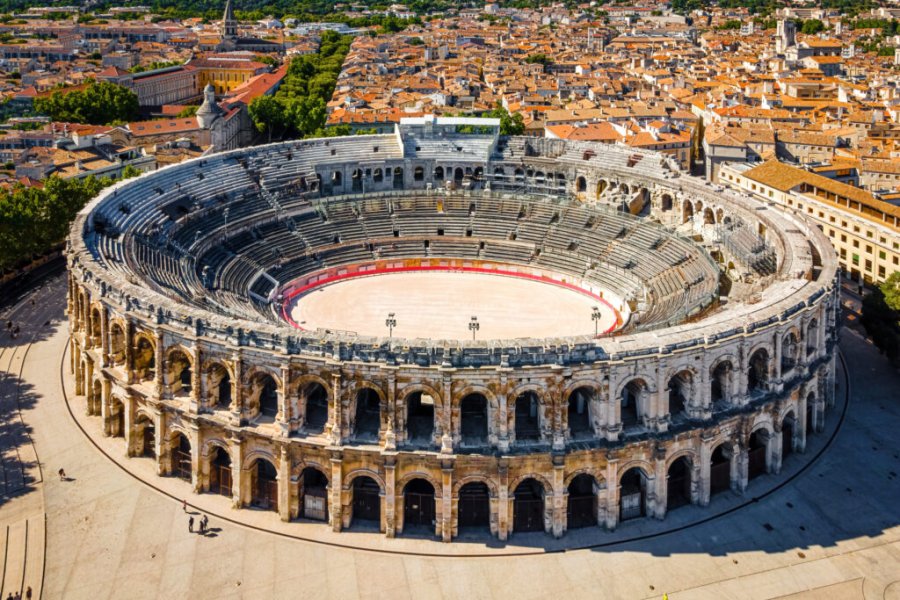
[781,332,799,373]
[710,360,733,406]
[748,349,770,394]
[716,208,724,223]
[109,396,125,437]
[134,336,155,381]
[109,323,125,364]
[332,171,342,187]
[209,446,232,497]
[90,379,102,416]
[806,392,815,433]
[351,476,381,525]
[353,388,381,442]
[351,168,362,192]
[136,415,155,458]
[434,166,445,181]
[782,413,795,460]
[406,391,434,446]
[457,482,490,531]
[514,391,540,442]
[576,176,586,193]
[748,430,768,481]
[619,468,647,521]
[661,194,673,211]
[567,387,593,439]
[709,444,730,496]
[170,433,191,481]
[619,182,630,195]
[567,474,598,529]
[167,350,192,397]
[373,168,383,183]
[666,457,692,511]
[459,393,488,446]
[682,201,694,224]
[302,382,328,433]
[392,167,403,189]
[299,467,329,521]
[90,308,101,344]
[621,380,645,428]
[667,371,692,419]
[403,479,436,532]
[208,363,231,409]
[805,319,818,356]
[454,167,464,182]
[251,459,278,511]
[514,168,524,183]
[597,179,608,195]
[413,165,424,181]
[703,207,715,225]
[513,478,545,533]
[254,374,278,420]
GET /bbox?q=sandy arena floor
[286,271,619,339]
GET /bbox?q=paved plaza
[0,274,899,599]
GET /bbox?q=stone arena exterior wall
[66,135,841,542]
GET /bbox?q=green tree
[484,104,525,136]
[861,272,900,365]
[249,95,287,142]
[801,19,825,35]
[33,80,139,125]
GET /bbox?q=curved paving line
[58,322,850,559]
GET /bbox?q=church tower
[222,0,237,40]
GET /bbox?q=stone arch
[781,409,797,458]
[167,429,192,481]
[108,394,125,437]
[454,385,498,446]
[709,440,733,496]
[781,329,801,373]
[413,165,424,182]
[133,333,156,381]
[164,345,193,397]
[392,166,403,189]
[508,472,555,497]
[133,411,155,457]
[246,369,280,420]
[567,472,600,529]
[703,207,715,225]
[204,359,233,409]
[618,465,651,521]
[343,468,386,492]
[666,368,695,419]
[747,424,773,480]
[453,475,499,498]
[509,384,549,443]
[682,200,694,224]
[716,207,724,223]
[748,346,771,393]
[396,470,443,497]
[576,175,587,193]
[805,318,819,356]
[666,454,694,511]
[399,383,440,445]
[349,381,385,441]
[661,193,673,211]
[565,383,598,438]
[512,476,548,533]
[246,454,279,511]
[109,320,126,364]
[618,377,652,427]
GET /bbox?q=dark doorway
[353,388,381,442]
[171,434,191,482]
[210,446,232,497]
[217,373,231,409]
[304,382,328,433]
[621,381,643,428]
[567,474,597,529]
[666,457,692,510]
[139,419,155,458]
[406,392,434,446]
[568,388,593,438]
[748,431,768,480]
[514,391,540,442]
[748,350,769,393]
[252,460,278,511]
[403,479,436,531]
[513,479,545,533]
[458,482,490,530]
[258,375,278,418]
[460,394,488,446]
[710,444,730,497]
[782,417,794,459]
[620,468,646,521]
[300,467,329,521]
[352,476,381,524]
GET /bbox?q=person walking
[183,499,188,513]
[200,514,208,534]
[188,516,194,533]
[58,468,66,481]
[25,587,31,600]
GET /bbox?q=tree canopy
[33,80,139,125]
[861,271,900,365]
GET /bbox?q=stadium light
[591,306,602,337]
[385,312,396,340]
[469,315,480,341]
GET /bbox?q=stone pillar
[773,331,783,386]
[797,390,808,453]
[123,394,137,457]
[84,300,93,349]
[278,365,291,437]
[441,462,453,542]
[100,377,111,434]
[605,454,619,530]
[385,370,397,450]
[384,457,396,537]
[698,437,712,506]
[154,409,168,476]
[551,456,565,538]
[497,373,509,452]
[100,307,110,367]
[652,451,667,520]
[189,424,201,493]
[329,371,343,445]
[329,454,343,532]
[771,421,783,475]
[231,352,243,426]
[278,443,291,522]
[229,435,243,508]
[442,372,453,445]
[497,460,509,541]
[191,343,202,413]
[124,320,135,384]
[154,331,165,397]
[735,444,748,494]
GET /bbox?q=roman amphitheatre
[5,116,900,598]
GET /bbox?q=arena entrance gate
[210,447,232,497]
[251,460,278,511]
[352,476,381,524]
[566,474,597,529]
[666,457,692,510]
[620,468,646,521]
[300,467,328,521]
[403,479,435,530]
[710,445,730,496]
[748,431,768,481]
[457,482,490,530]
[171,434,191,482]
[513,479,544,533]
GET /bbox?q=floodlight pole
[385,312,396,340]
[591,306,602,337]
[469,316,480,341]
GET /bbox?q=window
[879,266,886,278]
[894,256,899,265]
[866,245,872,254]
[879,251,886,260]
[865,259,872,272]
[866,231,873,238]
[852,253,859,266]
[839,248,846,259]
[841,234,847,243]
[853,240,859,248]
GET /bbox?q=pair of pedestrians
[188,513,209,534]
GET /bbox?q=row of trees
[33,80,139,125]
[861,272,900,365]
[248,30,351,141]
[0,169,139,272]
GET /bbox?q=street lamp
[591,306,602,337]
[468,315,480,341]
[385,312,396,340]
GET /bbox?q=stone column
[605,454,619,530]
[442,372,453,446]
[735,444,748,494]
[771,421,783,475]
[385,370,397,450]
[154,331,165,397]
[84,299,93,349]
[497,460,509,541]
[329,371,343,445]
[100,307,110,367]
[441,462,453,542]
[101,377,111,434]
[551,456,565,538]
[329,453,343,532]
[231,352,243,426]
[497,373,509,452]
[191,343,202,413]
[797,389,808,453]
[773,331,783,387]
[123,394,136,457]
[652,450,667,520]
[154,409,168,476]
[189,424,202,493]
[229,435,243,509]
[124,320,135,384]
[384,457,396,537]
[278,365,291,437]
[698,437,712,506]
[278,443,291,522]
